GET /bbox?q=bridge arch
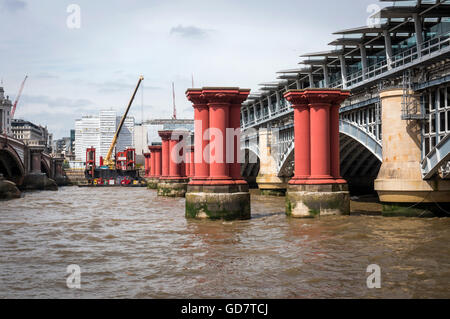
[240,147,260,187]
[0,148,25,186]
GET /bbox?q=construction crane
[11,75,28,119]
[172,81,176,119]
[103,75,144,168]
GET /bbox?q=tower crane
[11,75,28,119]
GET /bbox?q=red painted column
[330,104,341,181]
[150,152,155,177]
[185,148,191,177]
[204,89,236,182]
[303,89,350,184]
[186,89,209,183]
[284,91,310,184]
[154,146,162,177]
[229,89,250,182]
[158,131,171,178]
[143,152,151,177]
[148,146,160,177]
[330,92,350,182]
[168,138,181,178]
[310,102,331,180]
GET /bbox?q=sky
[0,0,388,140]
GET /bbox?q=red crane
[172,81,176,119]
[11,75,28,119]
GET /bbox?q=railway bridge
[240,0,450,213]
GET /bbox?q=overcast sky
[0,0,388,139]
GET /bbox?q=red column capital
[302,89,350,105]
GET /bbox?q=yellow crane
[103,75,144,168]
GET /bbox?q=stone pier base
[286,183,350,218]
[54,175,69,186]
[157,178,188,197]
[21,173,58,191]
[257,175,288,196]
[146,177,159,189]
[185,184,251,220]
[0,174,21,200]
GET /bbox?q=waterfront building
[0,86,12,135]
[11,119,52,152]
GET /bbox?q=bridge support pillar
[256,128,288,196]
[0,173,21,200]
[157,131,188,197]
[375,89,450,216]
[147,145,162,189]
[284,89,350,218]
[53,157,68,186]
[22,146,57,191]
[185,88,251,220]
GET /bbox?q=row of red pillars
[145,138,196,179]
[186,87,250,185]
[284,89,350,185]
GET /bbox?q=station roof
[374,4,450,19]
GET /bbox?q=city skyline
[0,0,386,139]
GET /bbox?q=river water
[0,186,449,298]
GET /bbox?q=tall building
[74,110,135,164]
[133,123,148,156]
[0,86,12,135]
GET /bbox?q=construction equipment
[11,75,28,119]
[83,76,146,187]
[104,75,144,168]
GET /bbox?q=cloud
[170,25,212,39]
[20,94,94,110]
[1,0,26,12]
[35,72,59,79]
[91,80,162,93]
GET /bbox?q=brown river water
[0,186,449,298]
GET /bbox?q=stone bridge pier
[22,146,57,191]
[255,128,289,196]
[374,89,450,215]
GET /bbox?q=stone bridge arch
[0,147,25,186]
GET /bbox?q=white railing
[344,31,450,89]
